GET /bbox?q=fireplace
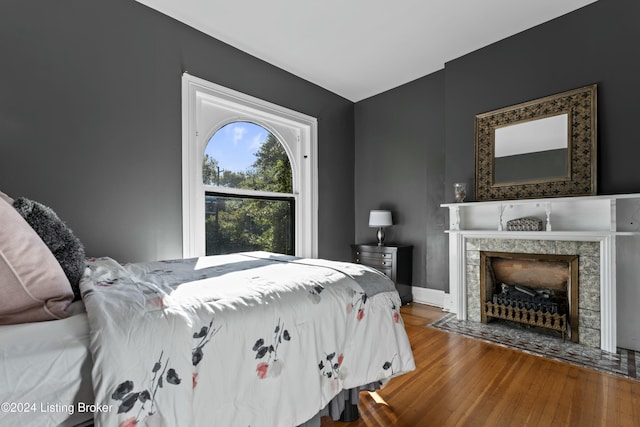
[479,251,579,343]
[463,238,601,348]
[442,193,640,353]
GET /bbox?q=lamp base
[376,227,385,246]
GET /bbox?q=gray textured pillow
[13,198,85,301]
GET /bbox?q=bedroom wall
[0,0,355,262]
[3,0,638,298]
[354,0,640,295]
[354,71,446,293]
[444,0,640,202]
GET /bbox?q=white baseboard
[411,287,445,308]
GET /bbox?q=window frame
[181,73,318,258]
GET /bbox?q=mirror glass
[493,113,569,184]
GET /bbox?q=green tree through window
[203,123,294,255]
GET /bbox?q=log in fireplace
[479,251,579,343]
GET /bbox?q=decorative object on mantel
[368,210,393,246]
[454,183,466,202]
[506,217,544,231]
[498,203,552,232]
[475,84,597,201]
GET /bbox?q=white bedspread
[80,252,415,427]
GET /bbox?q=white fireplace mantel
[441,194,640,353]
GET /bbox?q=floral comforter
[80,252,415,427]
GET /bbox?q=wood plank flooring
[321,304,640,427]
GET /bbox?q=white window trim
[181,73,318,258]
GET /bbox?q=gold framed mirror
[475,84,597,201]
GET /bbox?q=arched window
[203,122,294,255]
[182,74,318,258]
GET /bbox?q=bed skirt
[300,382,382,427]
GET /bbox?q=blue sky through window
[205,122,269,173]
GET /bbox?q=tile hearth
[430,313,639,381]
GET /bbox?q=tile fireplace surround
[442,194,640,353]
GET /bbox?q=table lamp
[368,210,393,246]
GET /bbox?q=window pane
[205,194,294,256]
[204,122,292,193]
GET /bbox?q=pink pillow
[0,191,12,205]
[0,196,73,324]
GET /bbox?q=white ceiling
[135,0,598,102]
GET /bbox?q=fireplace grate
[484,301,567,340]
[480,253,579,344]
[491,284,564,314]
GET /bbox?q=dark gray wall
[445,0,640,202]
[0,0,355,262]
[3,0,639,295]
[355,0,640,292]
[354,71,446,290]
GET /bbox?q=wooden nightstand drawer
[356,255,393,268]
[355,250,392,259]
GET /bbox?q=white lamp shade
[368,210,393,227]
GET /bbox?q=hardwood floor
[321,304,640,427]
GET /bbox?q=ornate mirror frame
[475,84,597,201]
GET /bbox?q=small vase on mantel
[454,183,466,203]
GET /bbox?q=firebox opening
[479,251,579,343]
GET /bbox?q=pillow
[12,197,86,301]
[0,190,12,205]
[0,197,73,324]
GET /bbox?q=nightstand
[350,244,413,305]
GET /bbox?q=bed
[0,301,94,427]
[80,252,415,426]
[0,192,415,427]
